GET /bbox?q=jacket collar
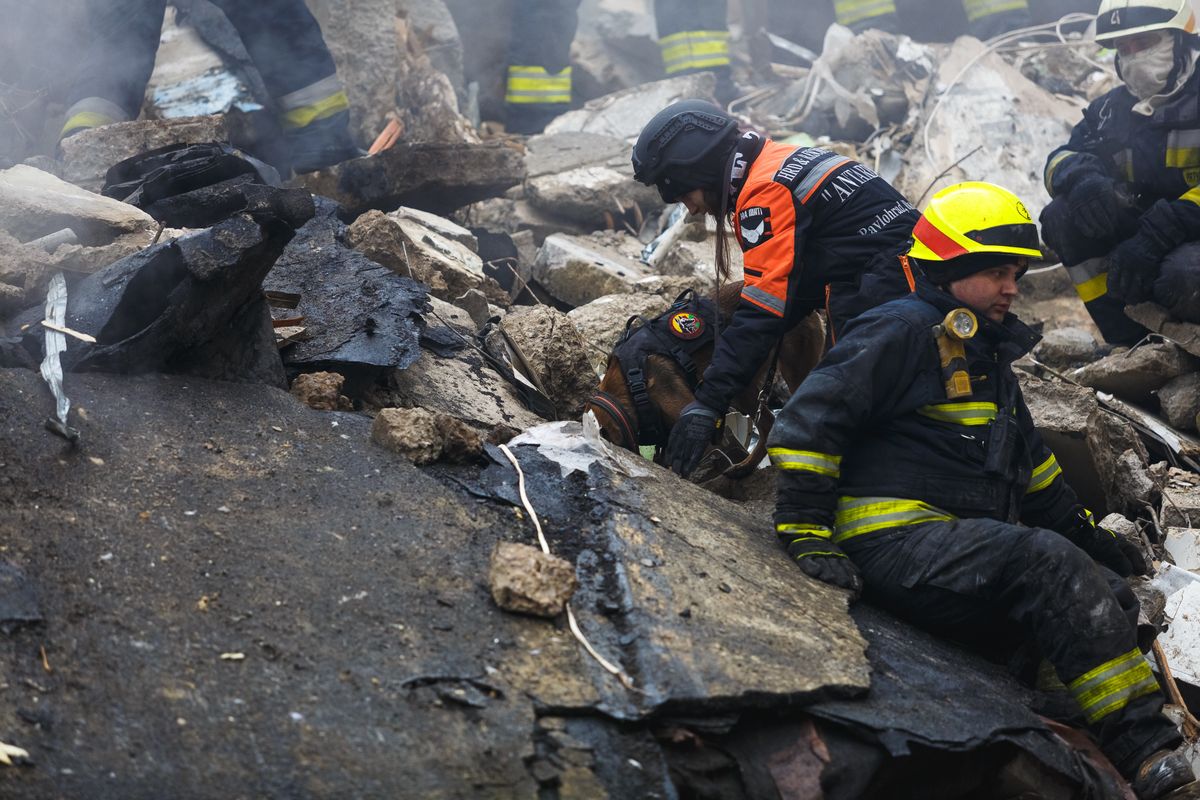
[914,279,1041,360]
[728,131,767,206]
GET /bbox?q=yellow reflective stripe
[768,448,842,477]
[1068,649,1160,722]
[1044,151,1076,194]
[834,496,955,542]
[777,523,834,541]
[659,31,731,74]
[962,0,1029,21]
[281,90,349,129]
[1074,272,1109,303]
[833,0,897,25]
[916,401,998,426]
[505,66,572,104]
[1180,186,1200,207]
[60,111,117,138]
[1026,453,1063,494]
[1166,148,1200,169]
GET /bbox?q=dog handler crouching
[631,100,923,477]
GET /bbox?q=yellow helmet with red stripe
[907,182,1042,263]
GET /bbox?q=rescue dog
[585,282,824,477]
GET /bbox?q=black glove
[1068,174,1121,239]
[665,400,722,477]
[1064,510,1145,577]
[785,531,863,598]
[1108,233,1164,304]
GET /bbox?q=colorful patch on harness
[669,311,704,340]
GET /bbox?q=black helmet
[632,99,740,203]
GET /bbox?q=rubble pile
[4,3,1200,798]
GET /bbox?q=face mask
[1119,35,1178,100]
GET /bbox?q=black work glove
[665,400,722,477]
[784,530,863,598]
[1067,174,1121,239]
[1108,232,1164,304]
[1063,510,1146,577]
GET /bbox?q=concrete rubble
[4,4,1200,797]
[488,541,578,618]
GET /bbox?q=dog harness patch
[669,311,705,340]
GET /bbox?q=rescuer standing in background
[61,0,361,174]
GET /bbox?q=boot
[285,110,364,174]
[1132,749,1198,800]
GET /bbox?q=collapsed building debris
[5,4,1200,797]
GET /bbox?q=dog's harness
[588,290,721,452]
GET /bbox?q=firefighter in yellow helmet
[768,182,1197,800]
[1041,0,1200,344]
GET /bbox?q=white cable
[497,444,637,690]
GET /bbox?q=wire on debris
[497,444,638,691]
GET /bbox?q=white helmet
[1095,0,1197,45]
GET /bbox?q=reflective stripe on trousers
[659,29,730,74]
[833,0,897,26]
[833,496,955,542]
[1067,257,1109,303]
[1068,648,1160,723]
[506,66,572,104]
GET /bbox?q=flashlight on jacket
[933,308,978,399]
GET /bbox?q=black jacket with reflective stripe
[768,280,1080,534]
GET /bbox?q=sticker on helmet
[1015,201,1031,221]
[669,311,705,340]
[738,206,773,250]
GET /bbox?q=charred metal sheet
[265,198,430,375]
[10,190,311,386]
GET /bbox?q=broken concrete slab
[533,232,655,307]
[1158,373,1200,432]
[500,306,597,417]
[1127,302,1200,359]
[489,541,577,618]
[524,132,663,228]
[1034,326,1100,369]
[294,142,525,217]
[658,238,724,293]
[0,165,156,245]
[375,350,547,433]
[290,371,352,411]
[1113,448,1157,509]
[479,420,870,717]
[1073,342,1200,405]
[1020,374,1149,517]
[894,37,1081,224]
[544,72,717,143]
[265,199,430,380]
[568,290,672,373]
[346,209,497,304]
[56,115,237,192]
[1161,468,1200,528]
[456,196,583,245]
[1164,528,1200,572]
